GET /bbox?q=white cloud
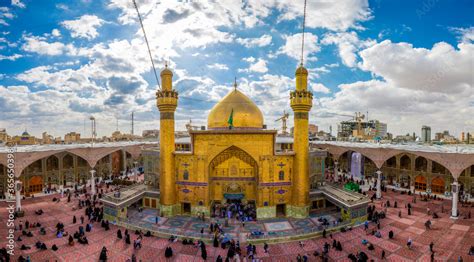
[22,35,78,56]
[311,83,331,94]
[275,0,372,31]
[243,56,256,63]
[0,53,22,61]
[61,15,105,40]
[51,29,61,37]
[207,63,229,70]
[449,26,474,43]
[12,0,26,8]
[0,7,14,26]
[277,33,320,62]
[249,58,268,73]
[358,40,473,93]
[321,31,375,67]
[237,34,272,48]
[239,57,268,74]
[316,79,473,136]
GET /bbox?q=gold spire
[160,63,173,91]
[234,77,237,91]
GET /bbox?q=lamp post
[15,180,22,212]
[89,116,96,147]
[376,170,382,199]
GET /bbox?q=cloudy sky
[0,0,473,138]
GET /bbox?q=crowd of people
[211,200,257,222]
[3,170,473,262]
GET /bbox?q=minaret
[289,63,313,218]
[156,64,179,216]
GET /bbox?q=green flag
[227,108,234,129]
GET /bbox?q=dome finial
[233,77,237,91]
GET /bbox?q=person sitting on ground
[375,231,382,238]
[26,231,33,237]
[367,243,375,251]
[144,231,151,237]
[433,212,439,219]
[361,239,368,245]
[68,235,74,246]
[85,223,92,232]
[407,237,413,249]
[78,236,89,245]
[17,236,22,242]
[425,220,432,230]
[165,246,173,258]
[347,253,357,262]
[40,243,47,250]
[20,245,30,250]
[51,244,58,251]
[388,230,394,239]
[117,229,122,239]
[469,246,474,256]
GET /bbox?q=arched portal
[431,177,445,194]
[415,157,428,172]
[46,155,59,171]
[28,176,43,194]
[209,146,258,203]
[400,155,411,170]
[415,175,427,191]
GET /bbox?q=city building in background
[0,129,8,143]
[142,129,160,139]
[337,113,388,141]
[64,132,81,144]
[421,126,431,143]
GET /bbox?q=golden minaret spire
[289,0,313,218]
[156,63,179,216]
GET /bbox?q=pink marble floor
[0,189,472,261]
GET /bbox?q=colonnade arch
[380,153,452,193]
[13,148,136,196]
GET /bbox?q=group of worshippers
[211,201,256,221]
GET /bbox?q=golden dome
[208,89,264,129]
[160,67,173,77]
[295,64,308,75]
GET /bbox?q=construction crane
[275,111,290,135]
[185,119,199,132]
[354,112,365,138]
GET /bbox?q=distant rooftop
[312,141,474,154]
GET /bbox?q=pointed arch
[400,155,411,170]
[415,156,428,172]
[209,146,258,175]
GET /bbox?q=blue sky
[0,0,473,138]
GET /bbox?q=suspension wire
[132,0,161,91]
[300,0,307,66]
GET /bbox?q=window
[183,170,189,180]
[279,170,284,181]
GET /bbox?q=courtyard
[0,188,472,261]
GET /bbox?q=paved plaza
[0,190,473,261]
[125,208,340,242]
